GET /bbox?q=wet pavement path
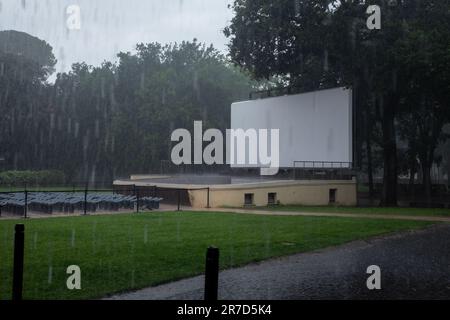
[106,224,450,300]
[197,207,450,222]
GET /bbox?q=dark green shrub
[0,170,66,187]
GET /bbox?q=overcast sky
[0,0,234,77]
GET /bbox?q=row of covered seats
[0,192,163,215]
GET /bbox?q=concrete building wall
[188,180,357,208]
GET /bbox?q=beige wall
[188,180,357,208]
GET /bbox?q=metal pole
[84,186,88,216]
[136,188,140,213]
[177,189,181,211]
[207,187,210,208]
[24,189,28,219]
[12,224,25,300]
[204,247,219,301]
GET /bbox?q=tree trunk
[422,163,432,204]
[365,115,374,198]
[408,166,415,198]
[367,141,374,198]
[380,95,398,206]
[447,161,450,190]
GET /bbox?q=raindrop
[176,219,181,242]
[92,221,97,253]
[265,232,271,257]
[74,122,79,138]
[108,261,112,280]
[67,118,72,134]
[130,269,135,287]
[49,113,55,131]
[71,229,76,248]
[140,73,145,91]
[47,265,53,284]
[95,119,100,138]
[229,245,234,266]
[33,231,38,250]
[161,88,166,105]
[144,224,148,244]
[294,0,301,17]
[111,135,115,152]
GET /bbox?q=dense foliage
[224,0,450,204]
[0,33,255,184]
[0,170,65,187]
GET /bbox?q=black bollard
[24,189,28,219]
[12,224,25,300]
[204,247,219,301]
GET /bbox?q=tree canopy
[0,37,255,184]
[225,0,450,204]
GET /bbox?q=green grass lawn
[0,211,433,300]
[260,205,450,217]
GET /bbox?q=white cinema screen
[230,87,353,168]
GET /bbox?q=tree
[46,40,255,183]
[396,0,450,201]
[0,31,56,171]
[0,30,56,81]
[224,0,450,206]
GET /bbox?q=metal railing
[292,160,354,180]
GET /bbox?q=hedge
[0,170,66,187]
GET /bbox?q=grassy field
[260,205,450,217]
[0,211,433,300]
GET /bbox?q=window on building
[329,189,337,204]
[268,193,277,205]
[244,193,254,206]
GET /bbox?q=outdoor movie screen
[230,87,353,169]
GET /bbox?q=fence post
[23,188,28,219]
[12,224,25,301]
[136,188,140,213]
[204,247,219,301]
[177,189,181,211]
[83,186,88,216]
[207,188,210,208]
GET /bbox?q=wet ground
[106,224,450,300]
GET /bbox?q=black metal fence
[114,184,211,211]
[292,161,355,180]
[0,185,211,218]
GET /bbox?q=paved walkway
[2,205,449,222]
[196,207,450,222]
[105,224,450,300]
